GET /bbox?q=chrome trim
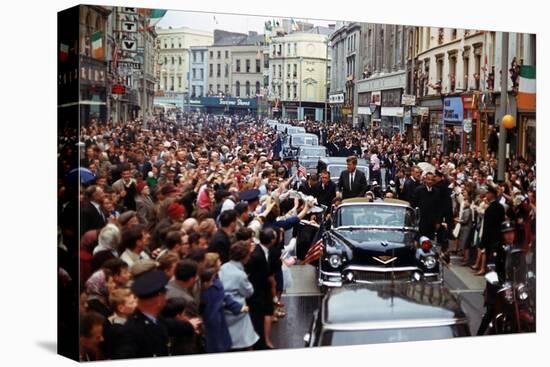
[337,202,412,209]
[320,280,343,287]
[372,256,398,265]
[344,265,420,273]
[320,270,342,277]
[354,279,413,285]
[323,318,469,331]
[335,225,418,231]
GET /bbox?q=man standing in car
[337,156,368,200]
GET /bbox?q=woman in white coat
[219,241,259,350]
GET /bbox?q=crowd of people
[57,113,536,360]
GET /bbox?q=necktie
[350,173,354,189]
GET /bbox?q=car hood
[330,228,416,250]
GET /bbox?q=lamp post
[497,32,509,183]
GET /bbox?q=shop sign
[382,89,402,107]
[329,93,344,104]
[443,97,464,122]
[401,94,416,106]
[371,91,381,105]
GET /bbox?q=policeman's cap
[501,221,515,233]
[131,270,168,299]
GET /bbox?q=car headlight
[329,254,342,268]
[422,255,437,269]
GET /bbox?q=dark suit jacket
[208,230,232,264]
[401,177,420,204]
[113,310,194,359]
[482,200,505,251]
[317,180,337,208]
[337,169,367,199]
[80,201,106,236]
[245,245,272,315]
[412,185,443,238]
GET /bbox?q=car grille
[350,270,415,283]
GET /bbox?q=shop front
[79,55,108,124]
[380,89,403,136]
[442,96,464,155]
[357,92,371,129]
[461,93,479,153]
[201,96,257,116]
[329,93,344,123]
[418,96,443,151]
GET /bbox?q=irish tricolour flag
[91,31,104,59]
[148,9,167,28]
[517,65,536,110]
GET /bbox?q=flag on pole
[303,239,324,265]
[517,65,536,110]
[91,31,104,59]
[291,18,300,31]
[59,43,69,62]
[148,9,167,28]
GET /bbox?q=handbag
[452,201,464,239]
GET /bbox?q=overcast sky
[156,9,335,34]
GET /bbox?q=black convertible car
[318,198,442,288]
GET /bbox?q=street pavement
[271,256,487,348]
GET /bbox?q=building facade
[155,26,213,109]
[330,22,361,124]
[188,46,209,104]
[205,30,265,115]
[356,24,409,134]
[411,27,535,160]
[79,5,111,124]
[270,31,332,121]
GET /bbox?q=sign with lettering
[121,40,137,52]
[115,61,142,69]
[121,21,137,33]
[121,7,137,14]
[401,94,416,106]
[329,93,344,104]
[371,91,381,105]
[443,97,464,123]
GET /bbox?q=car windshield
[300,147,327,157]
[292,135,318,146]
[328,165,368,179]
[321,325,465,346]
[338,205,415,227]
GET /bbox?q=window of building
[236,81,241,96]
[475,53,481,90]
[209,64,213,77]
[278,44,282,56]
[217,50,221,59]
[256,59,261,73]
[179,42,182,48]
[217,84,220,93]
[164,43,167,49]
[436,57,443,93]
[170,76,174,91]
[200,68,204,80]
[179,57,182,65]
[273,65,276,78]
[278,65,282,78]
[192,85,196,97]
[209,84,213,93]
[246,59,251,73]
[255,81,260,95]
[293,64,297,78]
[225,63,229,77]
[438,28,444,45]
[193,52,197,62]
[201,51,204,62]
[225,84,229,94]
[192,68,196,79]
[225,50,229,59]
[449,56,457,92]
[172,56,175,65]
[163,76,167,89]
[293,84,297,99]
[264,53,269,68]
[245,81,250,96]
[294,43,297,55]
[199,86,203,97]
[217,64,221,77]
[164,57,167,65]
[236,59,241,72]
[452,29,457,40]
[287,43,291,55]
[287,64,290,78]
[178,76,182,88]
[210,51,213,59]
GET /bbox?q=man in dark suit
[80,185,107,236]
[113,270,198,359]
[317,170,337,209]
[298,173,321,198]
[477,185,506,274]
[208,210,238,263]
[245,228,276,350]
[433,170,454,254]
[337,156,368,199]
[400,166,421,204]
[412,172,442,240]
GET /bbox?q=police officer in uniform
[477,221,516,335]
[113,270,198,359]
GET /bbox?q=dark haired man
[337,156,367,199]
[208,209,238,263]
